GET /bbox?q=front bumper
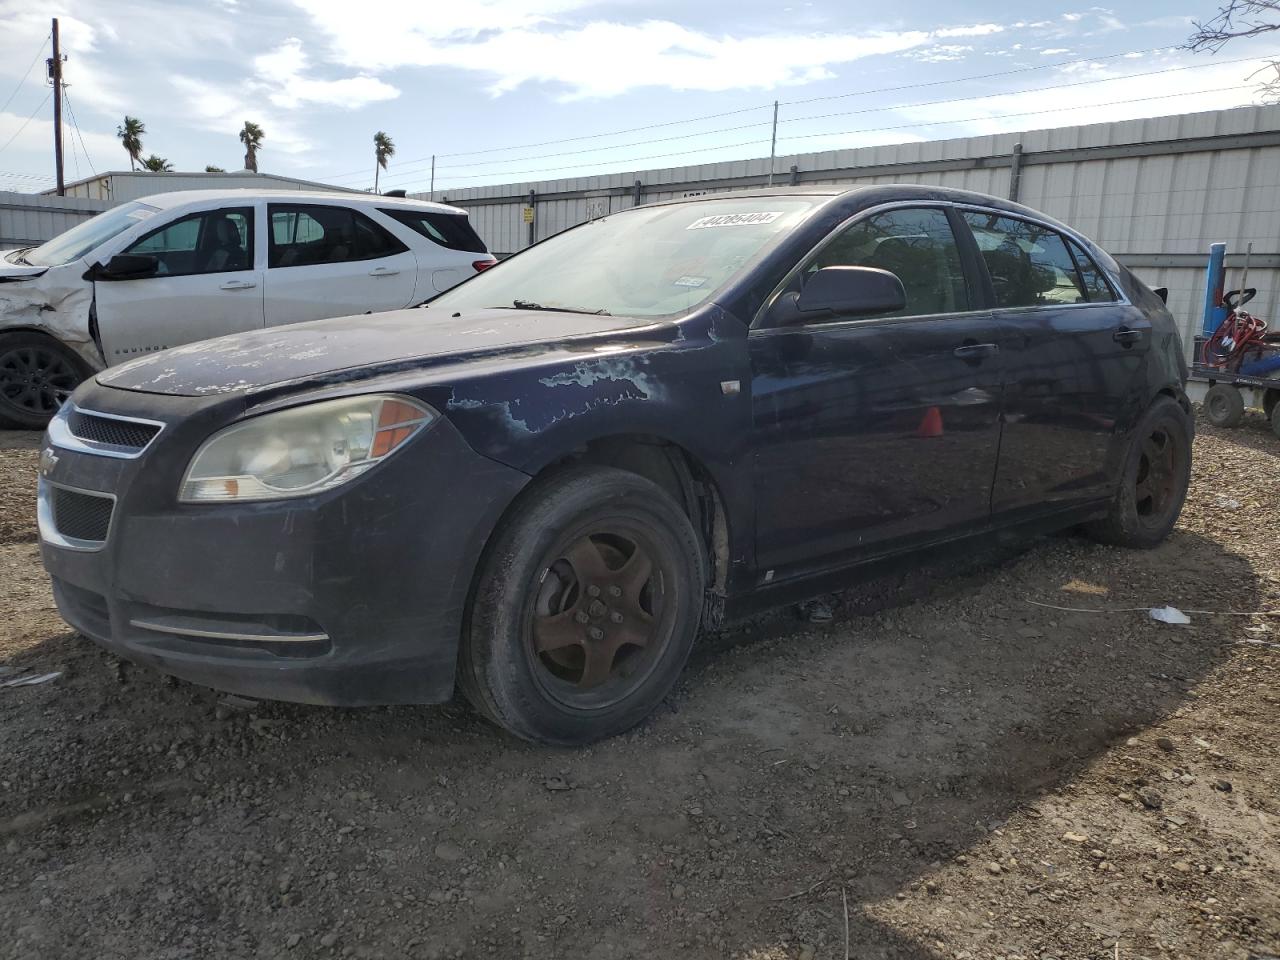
[38,383,529,706]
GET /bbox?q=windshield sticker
[673,275,708,288]
[126,209,156,221]
[686,211,782,230]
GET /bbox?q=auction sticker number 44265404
[686,211,782,229]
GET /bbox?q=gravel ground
[1,414,1277,960]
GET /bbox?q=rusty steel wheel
[529,525,671,707]
[461,464,705,745]
[1085,396,1191,549]
[1133,426,1181,529]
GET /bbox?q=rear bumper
[39,385,529,706]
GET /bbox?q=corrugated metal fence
[0,191,110,251]
[426,105,1280,350]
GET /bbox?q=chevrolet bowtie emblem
[38,447,59,477]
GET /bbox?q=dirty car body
[0,189,494,429]
[37,185,1193,743]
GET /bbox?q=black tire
[1263,389,1279,423]
[1085,396,1192,549]
[1203,383,1245,428]
[459,464,706,745]
[0,332,91,430]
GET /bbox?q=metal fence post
[1008,142,1023,203]
[527,189,536,248]
[789,164,799,186]
[633,179,642,206]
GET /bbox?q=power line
[419,84,1255,191]
[0,33,50,116]
[324,43,1182,184]
[62,87,96,177]
[372,53,1273,187]
[0,90,53,157]
[781,45,1171,106]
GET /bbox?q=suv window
[962,212,1090,308]
[808,207,970,317]
[380,208,487,253]
[123,207,253,276]
[268,204,408,268]
[1067,237,1119,303]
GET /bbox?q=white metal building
[425,105,1280,349]
[45,169,362,203]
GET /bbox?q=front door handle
[1113,327,1144,345]
[369,267,400,277]
[219,280,257,290]
[953,342,999,361]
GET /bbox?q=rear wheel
[459,465,705,745]
[1263,389,1279,423]
[1203,383,1244,428]
[0,332,90,430]
[1085,396,1192,549]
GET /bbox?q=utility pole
[766,100,779,187]
[429,155,435,201]
[49,17,66,196]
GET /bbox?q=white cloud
[908,45,974,64]
[1040,48,1073,56]
[250,38,400,110]
[292,0,1008,99]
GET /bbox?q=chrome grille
[52,487,114,542]
[66,409,160,451]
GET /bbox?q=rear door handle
[219,280,256,291]
[369,267,400,277]
[1113,327,1144,345]
[953,342,999,360]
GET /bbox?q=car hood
[96,307,666,397]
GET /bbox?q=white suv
[0,189,496,427]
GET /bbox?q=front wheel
[459,465,706,745]
[1085,396,1192,549]
[0,332,91,429]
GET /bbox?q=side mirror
[86,254,159,281]
[794,266,906,320]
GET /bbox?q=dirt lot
[1,414,1277,960]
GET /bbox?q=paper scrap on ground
[1149,606,1191,625]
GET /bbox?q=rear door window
[380,208,487,253]
[268,204,408,268]
[1067,238,1119,303]
[122,207,253,276]
[961,212,1089,308]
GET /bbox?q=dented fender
[0,266,102,368]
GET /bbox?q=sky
[0,0,1276,196]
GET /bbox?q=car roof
[134,189,468,216]
[638,183,1082,238]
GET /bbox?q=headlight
[179,394,434,503]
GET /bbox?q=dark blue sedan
[37,185,1193,744]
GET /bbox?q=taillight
[473,259,497,273]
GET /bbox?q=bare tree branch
[1186,2,1280,101]
[1187,0,1280,51]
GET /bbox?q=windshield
[430,198,819,318]
[25,201,161,267]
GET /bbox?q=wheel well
[1157,386,1192,418]
[536,434,731,619]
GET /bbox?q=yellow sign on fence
[522,206,535,223]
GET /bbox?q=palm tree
[373,131,395,193]
[239,121,264,172]
[140,155,173,172]
[204,165,225,173]
[117,116,145,171]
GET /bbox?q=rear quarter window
[381,209,487,253]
